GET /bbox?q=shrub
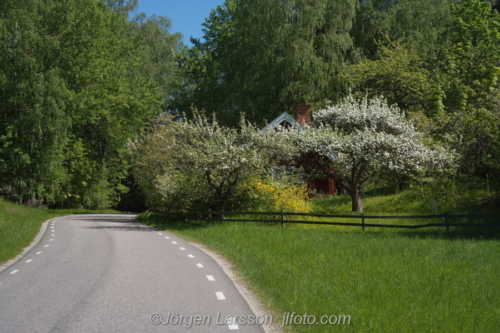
[239,177,311,219]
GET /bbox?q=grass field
[0,199,117,265]
[138,189,500,333]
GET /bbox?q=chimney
[296,105,311,127]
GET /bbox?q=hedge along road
[0,214,267,333]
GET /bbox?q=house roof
[260,112,306,132]
[261,111,336,161]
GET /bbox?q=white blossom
[281,96,457,212]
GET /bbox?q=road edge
[188,241,283,333]
[0,217,53,273]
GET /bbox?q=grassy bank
[311,186,500,216]
[138,190,500,333]
[0,199,117,265]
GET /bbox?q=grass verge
[0,199,117,265]
[138,190,500,333]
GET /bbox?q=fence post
[208,208,212,227]
[361,213,365,232]
[281,209,284,228]
[486,174,490,195]
[444,212,449,233]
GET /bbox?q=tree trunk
[212,199,226,219]
[349,185,364,213]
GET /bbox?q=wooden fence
[150,206,500,232]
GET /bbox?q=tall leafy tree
[131,13,185,109]
[168,2,235,121]
[352,0,454,64]
[168,0,358,127]
[0,0,71,204]
[436,0,500,177]
[105,0,138,16]
[0,0,181,207]
[347,41,442,117]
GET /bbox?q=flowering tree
[130,113,296,213]
[286,96,456,213]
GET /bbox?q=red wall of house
[308,176,336,196]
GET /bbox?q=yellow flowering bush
[240,177,312,219]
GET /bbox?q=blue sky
[135,0,226,46]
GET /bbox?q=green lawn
[0,199,117,265]
[138,189,500,333]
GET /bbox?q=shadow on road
[83,225,155,232]
[69,214,157,232]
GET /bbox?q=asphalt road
[0,214,267,333]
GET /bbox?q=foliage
[168,0,358,127]
[238,177,311,218]
[285,96,456,213]
[434,0,500,177]
[104,0,138,16]
[351,0,454,62]
[0,0,182,208]
[3,0,500,209]
[348,0,500,182]
[130,113,297,212]
[347,41,443,117]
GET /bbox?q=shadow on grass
[392,228,500,241]
[365,186,398,197]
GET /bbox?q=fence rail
[149,206,500,232]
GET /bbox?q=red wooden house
[261,105,336,196]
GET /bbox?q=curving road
[0,214,266,332]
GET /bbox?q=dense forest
[0,0,183,208]
[1,0,499,211]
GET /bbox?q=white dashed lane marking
[206,275,215,282]
[180,247,185,251]
[215,292,226,300]
[165,237,170,239]
[158,233,163,235]
[196,263,204,268]
[36,252,42,255]
[188,254,194,258]
[50,239,54,241]
[172,241,177,244]
[25,259,33,263]
[228,318,239,330]
[10,270,19,275]
[44,245,50,248]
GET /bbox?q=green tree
[0,0,181,207]
[436,0,500,177]
[168,0,358,127]
[130,113,296,213]
[105,0,138,16]
[348,41,443,116]
[286,96,456,213]
[0,0,71,204]
[352,0,453,64]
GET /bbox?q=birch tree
[168,0,358,127]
